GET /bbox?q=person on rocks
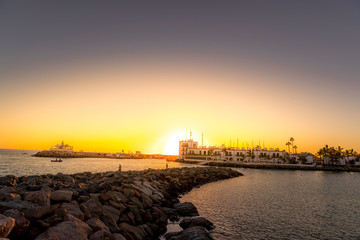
[166,163,168,169]
[118,164,122,172]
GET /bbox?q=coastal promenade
[0,167,241,239]
[169,159,360,172]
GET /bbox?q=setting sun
[162,130,187,155]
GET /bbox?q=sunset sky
[1,1,360,154]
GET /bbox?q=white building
[295,152,315,164]
[49,141,74,152]
[179,139,286,163]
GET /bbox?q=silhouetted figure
[166,163,168,169]
[118,164,122,172]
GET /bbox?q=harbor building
[179,139,287,163]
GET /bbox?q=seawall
[0,167,242,240]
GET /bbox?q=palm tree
[286,142,291,155]
[294,145,298,155]
[336,146,344,158]
[290,137,295,155]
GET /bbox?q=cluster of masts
[184,130,291,151]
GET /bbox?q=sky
[1,1,360,155]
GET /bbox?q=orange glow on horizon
[1,59,360,155]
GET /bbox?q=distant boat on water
[51,158,62,162]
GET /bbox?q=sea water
[0,149,187,177]
[181,168,360,239]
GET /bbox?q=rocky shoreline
[0,167,242,240]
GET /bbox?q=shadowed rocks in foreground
[0,167,242,239]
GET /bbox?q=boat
[51,158,63,162]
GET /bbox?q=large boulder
[179,217,215,230]
[86,218,110,233]
[101,205,120,223]
[3,209,30,236]
[119,223,146,240]
[51,190,73,202]
[0,175,18,187]
[166,226,214,240]
[100,215,120,233]
[82,197,103,218]
[23,205,51,221]
[0,200,36,212]
[35,214,92,240]
[89,230,114,240]
[24,187,51,206]
[59,202,84,220]
[112,233,126,240]
[0,214,15,238]
[173,202,198,216]
[0,187,21,202]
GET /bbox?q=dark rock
[23,205,51,221]
[59,202,84,220]
[89,230,114,240]
[166,226,214,240]
[0,187,21,202]
[24,187,51,207]
[98,182,112,192]
[112,233,126,240]
[0,200,36,213]
[86,218,110,233]
[3,209,30,236]
[83,196,103,218]
[119,223,146,240]
[179,217,215,230]
[173,202,199,216]
[127,204,143,225]
[101,205,120,223]
[77,195,90,203]
[0,175,18,187]
[100,214,120,233]
[108,200,127,213]
[0,214,15,238]
[140,192,153,209]
[80,203,91,219]
[35,214,92,240]
[50,190,73,202]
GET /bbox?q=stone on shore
[3,209,30,236]
[35,214,92,240]
[0,214,15,238]
[166,226,214,240]
[50,190,73,202]
[24,187,51,207]
[173,202,199,216]
[86,217,110,233]
[119,223,146,240]
[180,217,215,230]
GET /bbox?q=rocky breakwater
[0,167,242,240]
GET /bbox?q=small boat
[51,158,63,162]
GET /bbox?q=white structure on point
[50,141,74,152]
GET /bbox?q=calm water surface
[0,149,189,177]
[181,168,360,240]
